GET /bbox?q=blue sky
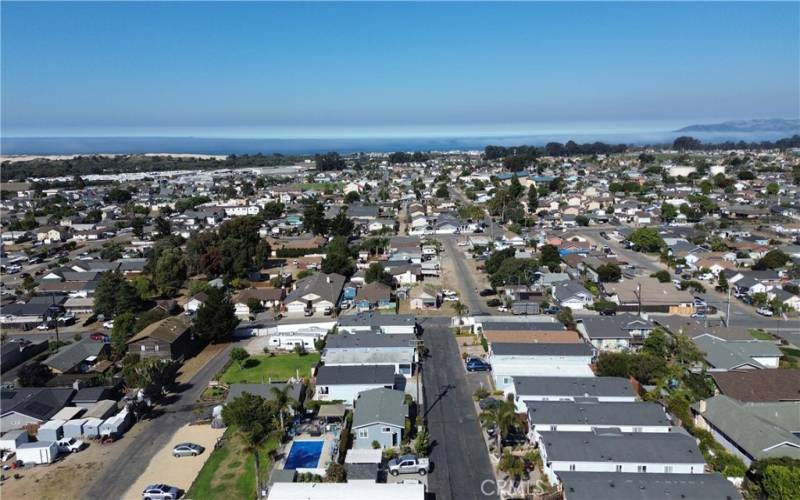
[2,1,798,138]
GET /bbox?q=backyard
[221,352,320,384]
[187,427,279,499]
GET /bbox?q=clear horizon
[2,2,798,139]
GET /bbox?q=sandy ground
[121,424,225,500]
[177,343,229,385]
[0,423,147,500]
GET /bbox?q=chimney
[698,399,707,413]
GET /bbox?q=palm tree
[452,301,469,325]
[240,423,267,499]
[270,385,297,433]
[479,399,519,451]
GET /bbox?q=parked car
[486,298,502,308]
[387,455,430,476]
[102,320,114,329]
[757,307,774,317]
[142,484,181,500]
[36,322,53,331]
[599,309,617,316]
[543,306,561,314]
[172,443,205,457]
[443,295,459,302]
[479,398,502,410]
[501,433,529,447]
[90,332,109,342]
[304,309,313,317]
[478,288,496,297]
[466,358,492,372]
[497,305,508,312]
[57,437,86,453]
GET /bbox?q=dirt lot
[0,424,147,500]
[121,424,225,500]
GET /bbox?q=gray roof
[284,272,345,304]
[692,395,800,461]
[352,388,406,429]
[527,400,671,427]
[44,339,105,373]
[513,376,635,399]
[693,336,783,370]
[345,463,380,481]
[315,365,395,386]
[577,314,654,339]
[482,321,563,332]
[539,429,703,464]
[0,387,74,421]
[492,342,593,357]
[225,383,303,405]
[551,280,592,302]
[557,472,741,500]
[338,313,417,329]
[325,331,416,350]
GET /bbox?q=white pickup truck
[387,455,430,476]
[57,437,86,453]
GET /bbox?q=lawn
[221,353,320,384]
[187,427,279,500]
[780,347,800,368]
[749,329,775,341]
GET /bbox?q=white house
[537,430,706,483]
[314,365,397,405]
[490,343,595,390]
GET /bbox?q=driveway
[122,424,225,499]
[421,320,498,500]
[83,342,234,500]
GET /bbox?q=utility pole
[409,338,424,428]
[725,287,732,328]
[635,283,642,317]
[51,294,60,345]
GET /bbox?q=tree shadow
[242,358,260,369]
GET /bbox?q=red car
[89,332,109,342]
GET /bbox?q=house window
[632,427,642,433]
[318,387,329,395]
[638,465,647,473]
[569,464,576,471]
[664,466,673,473]
[140,345,146,352]
[616,465,622,472]
[357,429,368,439]
[154,345,159,352]
[550,425,557,431]
[382,427,392,433]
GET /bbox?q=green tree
[716,272,729,292]
[489,258,538,288]
[575,215,590,226]
[762,464,800,500]
[269,384,298,432]
[324,463,347,483]
[479,399,520,450]
[642,328,670,358]
[194,287,238,343]
[303,201,328,235]
[556,306,576,329]
[755,249,789,270]
[261,201,285,219]
[435,183,449,199]
[650,270,671,283]
[153,247,187,297]
[628,227,665,252]
[94,271,142,318]
[526,185,538,213]
[365,262,392,285]
[110,312,136,357]
[413,428,430,455]
[539,244,561,271]
[321,237,354,277]
[451,301,469,323]
[344,191,361,203]
[222,392,278,499]
[329,208,355,237]
[660,203,678,222]
[597,263,621,283]
[230,346,250,368]
[766,182,780,196]
[18,362,53,387]
[485,248,516,275]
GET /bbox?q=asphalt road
[421,319,498,500]
[83,342,233,499]
[439,236,489,315]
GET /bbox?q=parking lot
[121,423,224,500]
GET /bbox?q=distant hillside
[676,118,800,133]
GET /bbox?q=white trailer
[16,441,58,465]
[0,429,29,452]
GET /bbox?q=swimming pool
[284,440,324,469]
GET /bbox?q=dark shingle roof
[315,365,395,386]
[556,472,741,500]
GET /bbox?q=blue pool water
[284,440,324,469]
